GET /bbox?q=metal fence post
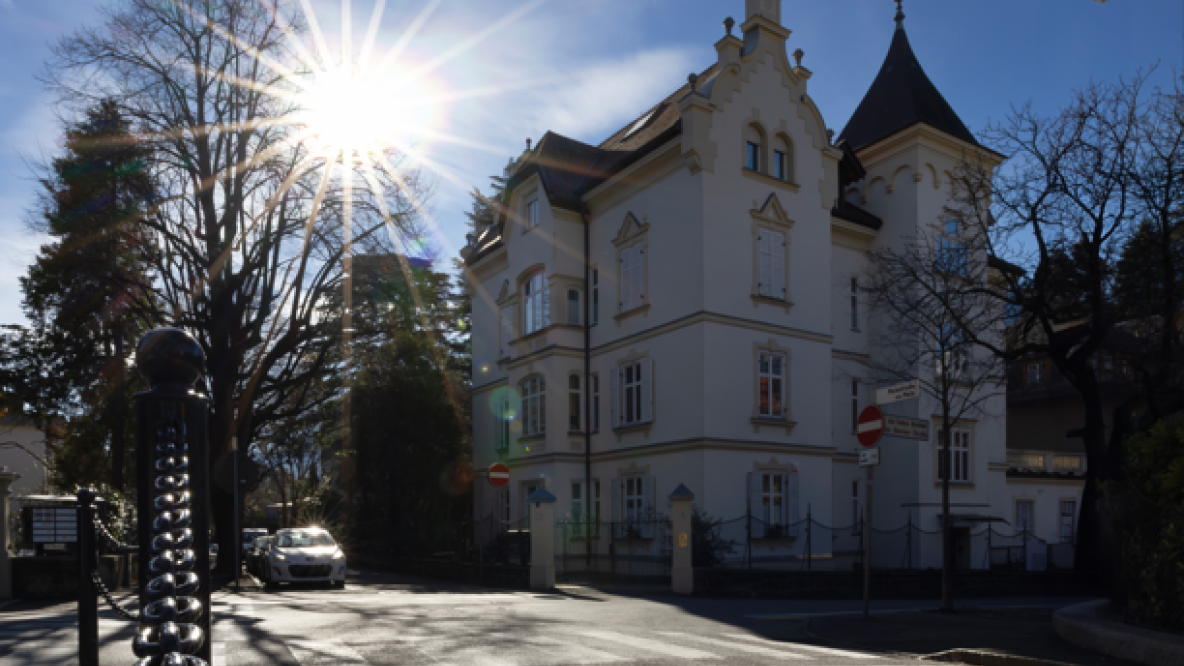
[77,488,99,666]
[133,328,212,666]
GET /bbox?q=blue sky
[0,0,1180,326]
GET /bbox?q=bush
[692,506,738,568]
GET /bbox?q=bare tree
[42,0,428,571]
[863,219,1007,613]
[946,72,1175,575]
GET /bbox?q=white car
[262,527,346,588]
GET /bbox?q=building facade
[463,0,1080,569]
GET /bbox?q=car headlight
[273,552,286,561]
[332,550,345,560]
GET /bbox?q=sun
[297,63,437,159]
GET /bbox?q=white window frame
[611,358,653,429]
[566,288,581,325]
[756,229,787,300]
[747,469,799,538]
[568,374,582,432]
[1015,499,1035,534]
[938,428,973,483]
[757,351,787,419]
[526,198,539,229]
[760,472,785,527]
[523,272,550,335]
[521,375,546,436]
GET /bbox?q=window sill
[751,417,796,435]
[518,433,546,444]
[751,294,793,313]
[614,303,650,326]
[741,168,800,192]
[613,421,653,441]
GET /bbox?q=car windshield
[277,531,335,548]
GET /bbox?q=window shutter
[758,232,771,297]
[748,473,766,539]
[771,231,785,299]
[542,283,550,326]
[641,474,656,538]
[631,244,644,304]
[786,471,800,537]
[620,247,632,310]
[639,357,653,423]
[533,281,542,332]
[610,366,620,429]
[611,477,623,538]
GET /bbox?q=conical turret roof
[838,20,979,151]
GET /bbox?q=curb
[924,649,1080,666]
[1052,600,1184,666]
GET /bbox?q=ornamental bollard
[78,488,100,666]
[133,328,212,666]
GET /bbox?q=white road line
[287,639,368,665]
[578,630,721,660]
[725,634,879,659]
[524,636,631,663]
[659,632,810,659]
[213,641,226,666]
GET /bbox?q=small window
[1054,455,1081,470]
[1015,500,1035,533]
[760,472,784,526]
[567,289,580,325]
[527,198,539,228]
[758,352,786,419]
[568,375,582,431]
[1021,453,1045,468]
[937,218,967,275]
[850,278,859,330]
[624,477,644,524]
[591,374,600,433]
[939,429,972,482]
[611,358,652,428]
[746,142,760,171]
[591,269,599,325]
[772,135,792,181]
[773,150,786,180]
[745,124,764,172]
[623,362,643,425]
[521,376,546,436]
[1026,362,1044,385]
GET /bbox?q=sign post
[856,406,883,619]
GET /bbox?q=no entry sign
[857,406,884,448]
[488,463,510,487]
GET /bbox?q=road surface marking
[287,639,368,665]
[726,634,879,659]
[524,636,630,663]
[212,641,226,666]
[578,630,720,660]
[659,632,810,659]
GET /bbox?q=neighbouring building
[0,416,53,496]
[462,0,1080,571]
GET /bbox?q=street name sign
[488,462,511,487]
[876,379,920,405]
[856,406,884,447]
[884,415,930,440]
[859,448,880,467]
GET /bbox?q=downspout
[579,202,592,569]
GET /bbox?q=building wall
[0,423,51,495]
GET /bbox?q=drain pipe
[579,202,592,569]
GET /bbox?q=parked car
[241,527,269,560]
[246,536,272,577]
[261,527,346,589]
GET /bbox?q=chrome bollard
[133,328,211,666]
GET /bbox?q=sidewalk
[805,605,1139,666]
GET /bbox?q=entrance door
[953,527,971,570]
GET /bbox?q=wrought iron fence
[553,513,671,583]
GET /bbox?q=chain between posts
[91,569,140,622]
[94,515,139,554]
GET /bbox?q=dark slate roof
[465,221,506,265]
[831,198,883,230]
[838,24,980,151]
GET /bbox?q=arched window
[568,374,582,431]
[521,375,546,436]
[773,135,793,182]
[523,272,550,335]
[745,124,765,172]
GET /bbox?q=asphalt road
[0,569,1096,666]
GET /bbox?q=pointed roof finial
[723,16,735,36]
[894,0,905,30]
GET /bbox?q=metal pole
[77,489,98,666]
[233,436,240,590]
[863,465,873,618]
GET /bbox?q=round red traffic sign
[488,463,510,487]
[857,406,884,448]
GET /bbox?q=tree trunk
[940,423,953,613]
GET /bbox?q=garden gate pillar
[670,484,694,595]
[527,487,556,589]
[0,468,19,599]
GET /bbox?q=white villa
[461,0,1083,571]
